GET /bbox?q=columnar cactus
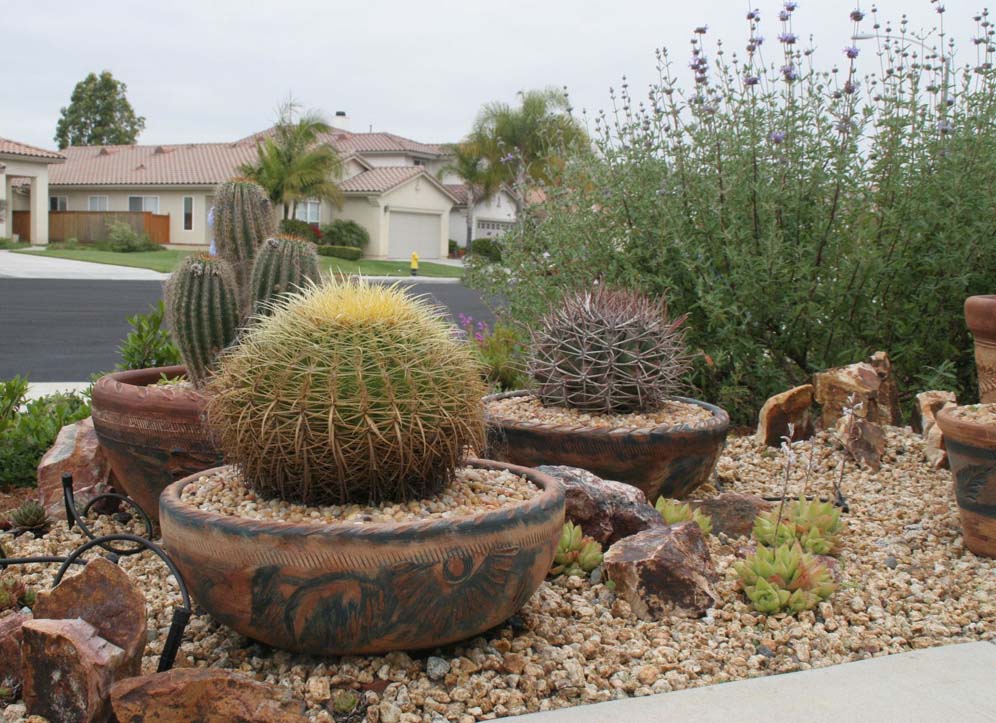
[212,179,275,314]
[528,287,692,414]
[250,235,322,316]
[164,254,240,387]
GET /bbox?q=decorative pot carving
[936,406,996,558]
[965,295,996,403]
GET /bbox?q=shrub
[458,315,527,391]
[449,239,459,256]
[317,244,363,261]
[279,218,319,242]
[206,280,487,505]
[115,300,181,371]
[0,238,28,250]
[103,221,159,252]
[320,219,369,249]
[466,6,996,424]
[469,237,501,263]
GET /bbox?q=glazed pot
[91,366,221,524]
[484,391,730,501]
[159,458,565,655]
[935,406,996,558]
[965,295,996,403]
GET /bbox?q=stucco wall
[448,190,518,245]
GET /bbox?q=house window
[88,196,108,211]
[294,200,320,224]
[49,196,67,211]
[183,196,194,231]
[128,196,159,213]
[413,159,424,166]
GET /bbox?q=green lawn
[14,247,464,278]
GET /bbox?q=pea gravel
[486,394,714,430]
[2,425,993,723]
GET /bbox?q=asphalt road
[0,279,495,381]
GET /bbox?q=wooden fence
[11,211,170,245]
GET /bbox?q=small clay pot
[965,295,996,403]
[936,405,996,558]
[484,391,729,501]
[159,458,565,655]
[91,366,221,523]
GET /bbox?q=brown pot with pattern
[936,405,996,558]
[159,458,565,655]
[484,391,729,501]
[966,295,996,403]
[91,366,222,524]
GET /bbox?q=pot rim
[160,457,564,539]
[936,404,996,449]
[483,390,730,437]
[92,365,205,405]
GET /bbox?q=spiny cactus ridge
[165,254,241,388]
[250,235,322,316]
[528,286,692,414]
[212,179,275,313]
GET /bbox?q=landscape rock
[110,668,308,723]
[913,391,957,436]
[813,352,900,428]
[0,610,30,687]
[836,415,887,471]
[602,522,719,620]
[21,617,125,723]
[924,405,956,469]
[689,493,774,538]
[36,417,114,519]
[537,465,664,545]
[32,557,147,677]
[755,384,814,446]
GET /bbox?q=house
[40,118,518,259]
[443,183,518,245]
[0,138,65,244]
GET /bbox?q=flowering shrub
[467,3,996,423]
[457,314,527,391]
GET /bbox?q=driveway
[0,250,169,280]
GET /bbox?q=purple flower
[755,34,765,45]
[779,32,798,44]
[779,9,791,21]
[781,63,798,80]
[843,79,859,94]
[844,46,860,58]
[784,1,798,10]
[694,25,708,34]
[769,130,786,144]
[744,75,760,86]
[500,153,516,163]
[747,8,760,20]
[850,9,865,21]
[937,119,953,134]
[936,4,945,14]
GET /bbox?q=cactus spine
[250,235,322,316]
[212,179,275,315]
[165,254,240,387]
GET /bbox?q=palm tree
[241,101,343,220]
[469,87,588,211]
[439,141,503,245]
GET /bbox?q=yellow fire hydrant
[410,251,419,277]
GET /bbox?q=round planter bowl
[965,295,996,403]
[159,458,565,656]
[484,391,730,501]
[91,365,222,524]
[936,406,996,558]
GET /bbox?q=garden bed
[2,425,994,723]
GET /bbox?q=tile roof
[0,138,65,161]
[339,167,425,193]
[241,127,444,157]
[444,183,469,205]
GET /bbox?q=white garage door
[388,211,441,259]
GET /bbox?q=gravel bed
[943,403,996,425]
[181,466,540,524]
[2,425,994,723]
[486,394,713,430]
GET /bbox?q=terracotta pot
[935,406,996,558]
[965,295,996,403]
[484,391,729,501]
[91,366,221,524]
[159,458,565,655]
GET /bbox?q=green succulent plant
[0,572,36,612]
[528,286,692,414]
[655,498,713,535]
[734,542,836,615]
[211,178,276,314]
[250,235,322,316]
[549,522,603,578]
[753,496,843,555]
[8,499,50,534]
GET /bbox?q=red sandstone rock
[755,384,814,446]
[813,352,900,428]
[690,493,774,539]
[110,668,308,723]
[603,522,719,620]
[0,610,30,688]
[837,415,887,471]
[36,417,114,518]
[913,391,957,435]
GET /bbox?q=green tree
[240,101,343,220]
[469,87,588,210]
[438,140,504,244]
[54,71,145,149]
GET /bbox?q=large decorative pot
[935,406,996,558]
[965,295,996,403]
[159,458,565,655]
[91,366,221,524]
[484,391,730,501]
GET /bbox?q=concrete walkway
[0,250,169,280]
[507,642,996,723]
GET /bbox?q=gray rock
[426,656,450,681]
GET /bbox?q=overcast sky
[2,0,982,150]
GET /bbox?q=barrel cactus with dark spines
[212,179,275,314]
[206,280,487,505]
[528,286,692,414]
[250,235,322,316]
[164,254,241,387]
